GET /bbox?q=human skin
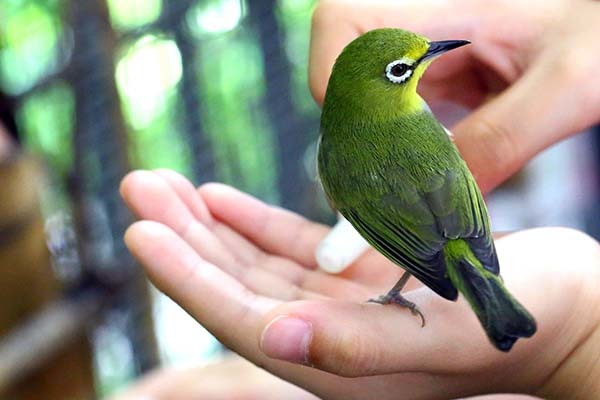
[309,0,600,194]
[110,354,536,400]
[119,0,600,398]
[120,170,600,399]
[110,355,321,400]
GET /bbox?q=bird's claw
[367,293,426,327]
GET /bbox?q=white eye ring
[385,58,415,84]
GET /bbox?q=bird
[317,28,537,351]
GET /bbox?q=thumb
[257,298,499,378]
[452,56,600,194]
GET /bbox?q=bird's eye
[391,63,409,77]
[385,59,414,84]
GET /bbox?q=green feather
[445,240,536,351]
[318,28,537,351]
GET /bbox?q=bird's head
[324,28,469,119]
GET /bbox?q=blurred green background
[0,0,331,397]
[1,0,324,207]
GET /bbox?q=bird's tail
[444,240,537,351]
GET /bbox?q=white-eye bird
[317,28,537,351]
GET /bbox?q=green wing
[421,167,498,274]
[340,168,497,301]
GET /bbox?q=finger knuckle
[311,0,339,28]
[553,51,584,85]
[326,331,379,377]
[309,1,339,103]
[468,116,522,174]
[552,48,597,95]
[546,49,600,128]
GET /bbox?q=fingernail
[260,316,312,364]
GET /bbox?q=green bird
[317,28,537,351]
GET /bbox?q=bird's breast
[318,111,461,208]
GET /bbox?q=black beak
[420,40,470,62]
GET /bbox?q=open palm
[120,169,600,400]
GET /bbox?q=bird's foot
[367,292,426,327]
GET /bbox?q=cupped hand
[110,355,320,400]
[121,170,600,399]
[109,354,534,400]
[310,0,600,193]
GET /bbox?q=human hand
[109,354,536,400]
[120,170,600,399]
[109,355,319,400]
[309,0,600,193]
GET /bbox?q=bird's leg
[368,271,426,327]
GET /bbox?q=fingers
[120,170,240,270]
[312,227,596,389]
[258,294,498,378]
[257,228,600,381]
[449,3,600,193]
[110,356,321,400]
[123,189,600,397]
[121,171,373,301]
[199,183,330,270]
[122,222,405,400]
[122,171,324,300]
[197,183,379,299]
[124,221,278,353]
[122,221,347,399]
[152,169,266,265]
[308,0,600,195]
[453,50,600,193]
[198,183,394,297]
[153,168,212,223]
[198,182,419,295]
[122,221,376,399]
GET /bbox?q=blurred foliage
[116,34,193,175]
[0,0,318,395]
[17,80,74,174]
[188,0,246,37]
[0,0,65,95]
[93,320,137,396]
[278,0,320,116]
[0,0,318,198]
[106,0,161,30]
[198,28,280,200]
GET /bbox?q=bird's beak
[420,40,470,62]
